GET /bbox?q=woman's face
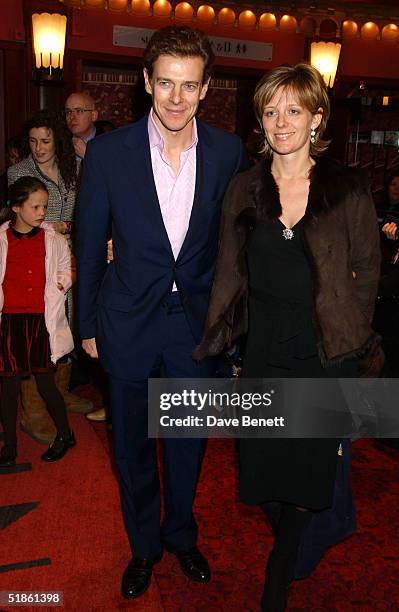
[262,87,321,157]
[388,176,399,204]
[29,127,56,165]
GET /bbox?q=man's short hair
[65,92,96,110]
[143,25,214,82]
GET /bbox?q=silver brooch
[282,228,294,240]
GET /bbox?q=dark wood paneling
[0,41,28,142]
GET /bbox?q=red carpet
[0,409,162,611]
[1,386,399,611]
[157,438,399,611]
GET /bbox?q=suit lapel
[123,116,174,261]
[176,120,215,263]
[122,116,218,265]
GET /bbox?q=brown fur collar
[248,155,368,225]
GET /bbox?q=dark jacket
[76,115,247,379]
[194,156,384,375]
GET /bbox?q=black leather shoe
[121,552,162,599]
[41,431,76,462]
[169,546,211,583]
[0,444,17,468]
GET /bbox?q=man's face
[144,54,209,136]
[65,94,98,139]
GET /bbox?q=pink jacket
[0,221,74,363]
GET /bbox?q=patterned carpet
[156,438,399,611]
[1,383,399,610]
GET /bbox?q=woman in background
[7,110,92,436]
[8,109,77,235]
[374,172,399,430]
[195,64,382,610]
[379,172,399,255]
[381,172,399,230]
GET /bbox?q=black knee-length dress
[240,218,356,511]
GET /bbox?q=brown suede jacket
[194,156,384,376]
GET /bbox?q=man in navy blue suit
[76,25,247,600]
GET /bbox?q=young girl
[0,176,75,468]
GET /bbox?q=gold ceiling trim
[59,0,399,38]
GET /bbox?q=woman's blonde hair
[253,62,330,157]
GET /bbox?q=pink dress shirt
[148,110,197,275]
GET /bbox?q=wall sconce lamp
[32,13,67,81]
[310,41,341,88]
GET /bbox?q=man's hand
[72,136,87,159]
[82,337,98,359]
[382,221,398,241]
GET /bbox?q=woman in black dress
[195,64,382,610]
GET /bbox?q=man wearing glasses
[65,92,98,160]
[65,91,109,419]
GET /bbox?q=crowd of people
[0,92,117,446]
[0,23,396,611]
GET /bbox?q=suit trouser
[108,292,213,559]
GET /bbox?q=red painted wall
[2,2,399,78]
[340,38,399,80]
[1,0,399,151]
[0,0,25,42]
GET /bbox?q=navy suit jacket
[76,115,247,379]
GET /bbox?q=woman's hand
[382,222,398,241]
[51,221,70,235]
[57,282,64,291]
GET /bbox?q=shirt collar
[84,128,96,144]
[10,225,41,240]
[148,109,198,153]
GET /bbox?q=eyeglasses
[65,108,94,117]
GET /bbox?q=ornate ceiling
[230,1,399,13]
[59,0,399,24]
[223,1,399,20]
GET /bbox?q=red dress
[0,226,53,376]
